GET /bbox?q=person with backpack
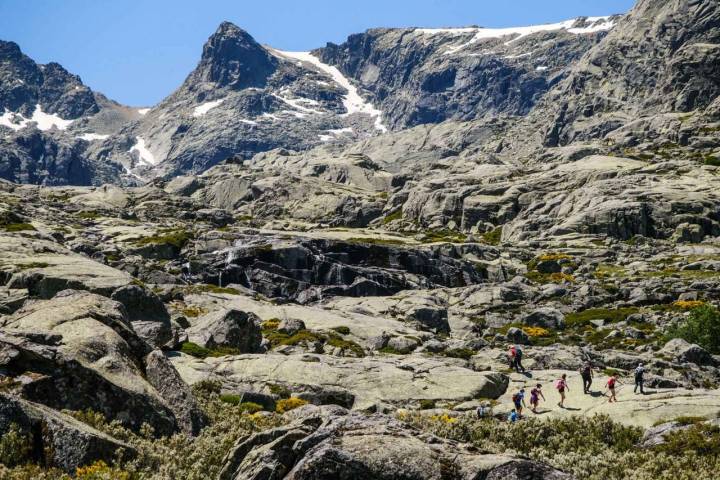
[634,363,645,394]
[511,388,526,418]
[530,383,545,413]
[508,345,516,369]
[513,345,525,373]
[606,373,621,403]
[555,374,569,408]
[508,408,519,423]
[580,361,593,394]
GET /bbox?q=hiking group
[506,346,648,421]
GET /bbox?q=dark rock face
[186,22,278,92]
[315,20,613,130]
[199,237,487,302]
[541,0,720,146]
[0,130,99,185]
[0,41,98,118]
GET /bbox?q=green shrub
[331,326,351,335]
[655,423,720,456]
[667,304,720,354]
[419,399,436,410]
[0,423,32,467]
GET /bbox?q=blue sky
[0,0,635,106]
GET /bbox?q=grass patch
[2,223,35,232]
[565,308,639,327]
[421,229,467,244]
[179,341,241,359]
[481,226,502,246]
[77,211,101,219]
[187,284,241,295]
[444,348,475,360]
[326,333,365,357]
[382,210,403,225]
[331,326,351,335]
[134,229,191,249]
[15,261,50,270]
[346,237,407,246]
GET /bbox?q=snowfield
[273,50,388,132]
[416,16,616,54]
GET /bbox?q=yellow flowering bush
[275,397,308,413]
[524,326,551,337]
[673,300,705,310]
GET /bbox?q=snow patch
[240,119,258,126]
[274,50,387,132]
[128,137,158,166]
[536,66,549,71]
[77,133,110,141]
[0,105,74,131]
[272,94,322,114]
[137,108,151,116]
[416,16,615,55]
[193,99,224,117]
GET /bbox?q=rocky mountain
[1,0,720,478]
[0,40,144,185]
[2,14,628,183]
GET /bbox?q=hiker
[580,361,593,394]
[513,345,525,373]
[555,374,569,408]
[508,345,516,369]
[512,388,527,418]
[606,374,621,403]
[530,383,545,413]
[508,408,519,423]
[634,363,645,394]
[476,402,492,419]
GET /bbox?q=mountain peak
[190,22,277,90]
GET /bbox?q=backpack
[608,377,616,388]
[512,393,520,403]
[555,379,564,390]
[515,347,523,358]
[635,367,644,379]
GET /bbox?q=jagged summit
[190,21,278,90]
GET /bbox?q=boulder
[0,393,136,473]
[522,308,565,329]
[145,350,208,436]
[111,284,172,348]
[187,309,263,352]
[0,291,199,436]
[506,327,530,345]
[277,318,306,335]
[660,338,715,366]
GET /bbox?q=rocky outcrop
[0,393,137,473]
[219,405,573,480]
[0,290,205,436]
[171,352,509,410]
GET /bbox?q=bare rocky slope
[1,0,720,479]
